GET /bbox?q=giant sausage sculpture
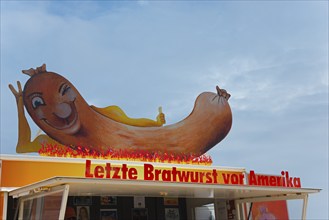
[9,64,232,156]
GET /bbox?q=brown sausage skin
[117,92,233,155]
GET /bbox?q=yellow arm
[9,81,58,153]
[90,105,166,127]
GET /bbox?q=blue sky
[1,1,328,219]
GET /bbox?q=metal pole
[247,202,253,220]
[235,200,241,220]
[58,184,70,220]
[2,192,8,220]
[302,194,309,220]
[18,198,24,220]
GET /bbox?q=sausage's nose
[54,103,72,119]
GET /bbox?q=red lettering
[121,164,128,179]
[231,174,238,184]
[277,176,283,186]
[286,171,293,187]
[239,174,244,184]
[95,165,104,178]
[129,168,138,180]
[249,171,257,185]
[199,172,205,183]
[212,170,218,184]
[105,163,111,178]
[294,178,301,188]
[223,173,244,185]
[144,164,154,180]
[270,176,277,186]
[248,170,301,188]
[85,160,93,178]
[206,172,213,183]
[222,173,230,184]
[172,167,177,182]
[162,170,171,181]
[112,167,121,179]
[155,169,161,181]
[190,172,198,183]
[177,170,190,182]
[281,171,286,187]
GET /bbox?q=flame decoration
[38,144,213,165]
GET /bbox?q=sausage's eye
[31,96,45,109]
[62,84,71,96]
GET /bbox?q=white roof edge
[0,187,19,192]
[8,176,321,198]
[0,154,246,171]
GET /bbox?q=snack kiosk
[0,155,320,220]
[1,65,321,219]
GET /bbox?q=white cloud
[137,0,149,6]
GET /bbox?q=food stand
[1,65,321,219]
[0,155,320,219]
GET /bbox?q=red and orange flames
[38,144,213,165]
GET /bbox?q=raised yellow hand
[9,81,58,153]
[156,106,166,126]
[9,81,23,104]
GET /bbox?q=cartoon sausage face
[23,72,83,136]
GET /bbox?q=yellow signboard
[0,158,243,188]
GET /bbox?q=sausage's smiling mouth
[43,101,80,134]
